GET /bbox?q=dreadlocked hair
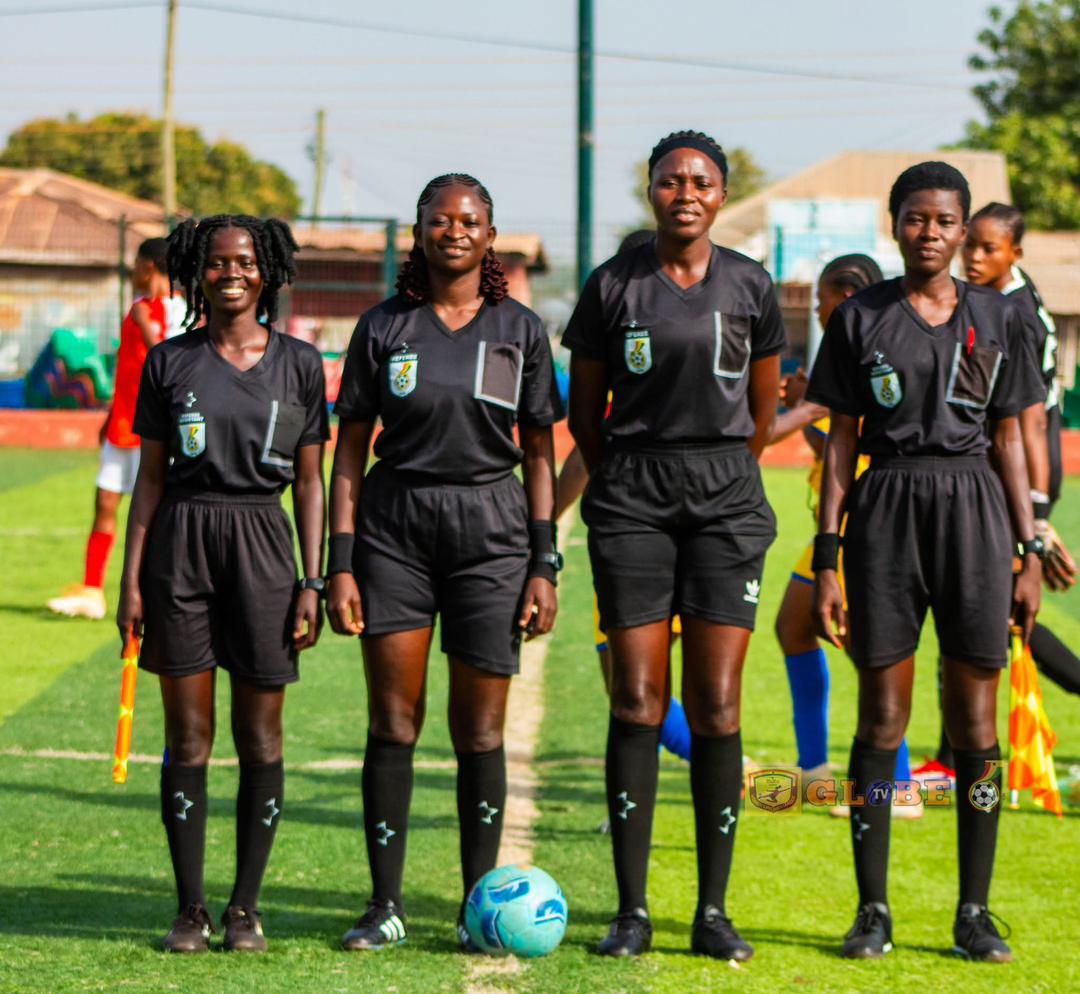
[394,173,509,306]
[820,253,883,294]
[166,214,299,329]
[648,130,728,183]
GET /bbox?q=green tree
[0,112,301,218]
[630,146,767,225]
[959,1,1080,229]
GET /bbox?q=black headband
[648,136,727,180]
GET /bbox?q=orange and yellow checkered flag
[112,634,140,785]
[1008,632,1063,817]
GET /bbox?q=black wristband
[327,532,355,576]
[527,520,562,586]
[1033,499,1051,522]
[811,533,841,573]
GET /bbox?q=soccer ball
[970,780,1000,812]
[464,864,567,957]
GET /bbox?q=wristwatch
[1018,537,1046,561]
[533,551,565,572]
[298,577,327,596]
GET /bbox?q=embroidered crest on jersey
[623,325,652,374]
[869,352,903,409]
[178,412,206,457]
[388,352,419,398]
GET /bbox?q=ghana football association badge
[388,351,419,398]
[869,351,903,409]
[177,411,206,457]
[624,325,652,375]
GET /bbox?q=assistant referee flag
[1008,633,1063,817]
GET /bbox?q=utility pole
[576,0,593,291]
[311,108,327,224]
[162,0,178,226]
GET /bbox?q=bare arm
[116,438,168,652]
[554,445,588,520]
[291,442,326,650]
[812,412,859,647]
[326,419,375,636]
[746,354,781,459]
[770,403,828,445]
[519,424,558,638]
[1018,401,1050,498]
[131,299,164,348]
[991,415,1041,643]
[568,355,607,473]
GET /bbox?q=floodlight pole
[162,0,178,227]
[576,0,593,291]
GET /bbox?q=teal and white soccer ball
[464,864,568,957]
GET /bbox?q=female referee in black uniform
[117,216,329,953]
[566,131,784,960]
[809,162,1043,962]
[326,174,562,951]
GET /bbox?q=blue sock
[784,648,830,770]
[659,697,691,761]
[894,738,911,781]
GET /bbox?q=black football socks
[606,715,661,914]
[456,746,507,898]
[690,730,743,916]
[954,744,1002,908]
[230,759,284,909]
[1030,623,1080,696]
[848,738,898,907]
[161,763,208,911]
[362,734,415,910]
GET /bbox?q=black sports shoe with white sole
[341,899,407,951]
[841,902,893,959]
[952,904,1013,962]
[691,905,753,961]
[222,905,266,952]
[597,908,652,957]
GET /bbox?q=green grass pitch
[0,448,1077,994]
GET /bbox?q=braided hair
[970,202,1025,245]
[819,254,883,294]
[647,130,728,185]
[395,173,509,306]
[166,214,299,329]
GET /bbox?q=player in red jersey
[48,238,177,620]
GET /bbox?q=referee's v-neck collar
[650,242,718,302]
[898,277,966,338]
[205,324,278,378]
[424,300,487,341]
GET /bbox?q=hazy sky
[1,0,1006,261]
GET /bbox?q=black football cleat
[597,908,652,957]
[221,905,266,952]
[691,905,754,961]
[341,898,407,951]
[841,902,893,959]
[162,903,213,954]
[952,904,1013,962]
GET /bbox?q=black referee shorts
[354,463,529,675]
[843,456,1014,670]
[140,492,299,687]
[581,442,776,632]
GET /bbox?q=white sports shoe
[47,584,107,620]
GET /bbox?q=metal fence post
[117,214,128,336]
[383,218,399,295]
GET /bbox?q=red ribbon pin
[967,325,975,356]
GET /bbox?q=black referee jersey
[807,278,1044,453]
[334,295,564,482]
[562,240,786,444]
[134,328,330,492]
[1004,268,1059,410]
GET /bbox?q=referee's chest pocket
[713,312,751,379]
[262,400,305,466]
[474,342,523,411]
[945,343,1002,410]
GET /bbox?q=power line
[0,1,156,14]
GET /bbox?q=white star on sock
[262,797,280,827]
[718,805,736,835]
[853,813,870,842]
[616,791,637,820]
[173,791,194,821]
[375,820,396,846]
[478,801,499,825]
